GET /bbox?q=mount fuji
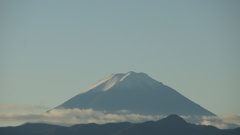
[55,71,215,116]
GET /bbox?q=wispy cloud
[199,115,240,129]
[219,114,240,125]
[0,104,48,111]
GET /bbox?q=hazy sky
[1,0,240,119]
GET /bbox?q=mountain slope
[56,71,214,116]
[0,115,239,135]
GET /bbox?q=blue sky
[0,0,240,125]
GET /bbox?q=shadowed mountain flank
[56,71,215,116]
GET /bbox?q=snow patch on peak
[127,71,137,74]
[120,72,151,82]
[102,74,123,91]
[83,73,125,93]
[120,72,132,81]
[83,71,161,93]
[83,74,113,92]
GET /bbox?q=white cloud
[115,110,131,114]
[192,115,240,129]
[0,108,164,127]
[0,104,48,111]
[219,114,240,125]
[200,120,230,129]
[0,107,239,129]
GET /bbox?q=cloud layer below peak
[0,106,239,129]
[0,108,164,127]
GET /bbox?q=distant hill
[1,115,239,135]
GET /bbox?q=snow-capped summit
[83,71,162,93]
[55,72,215,116]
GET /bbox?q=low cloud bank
[0,108,239,129]
[199,115,240,129]
[0,108,164,126]
[0,104,48,111]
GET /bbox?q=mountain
[55,71,214,116]
[1,115,239,135]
